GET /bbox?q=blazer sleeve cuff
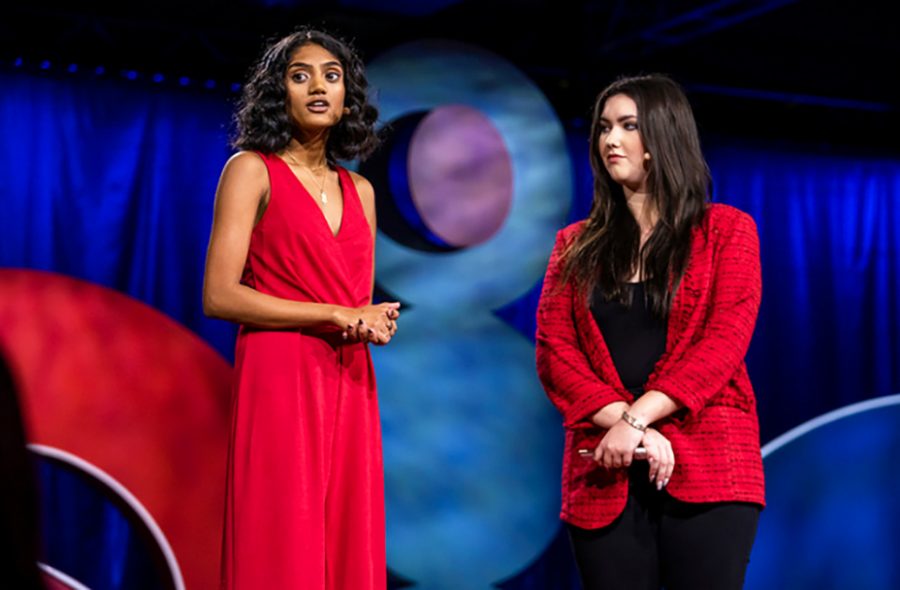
[644,376,704,417]
[562,387,629,429]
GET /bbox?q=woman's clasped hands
[593,418,675,491]
[340,302,400,345]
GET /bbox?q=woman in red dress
[536,74,765,589]
[203,28,398,589]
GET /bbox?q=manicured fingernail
[657,481,663,491]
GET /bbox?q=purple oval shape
[408,105,513,247]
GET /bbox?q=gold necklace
[284,150,328,205]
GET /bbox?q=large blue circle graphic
[748,395,900,589]
[369,40,572,308]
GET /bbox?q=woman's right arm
[202,152,384,330]
[535,228,630,430]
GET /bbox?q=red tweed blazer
[536,203,765,529]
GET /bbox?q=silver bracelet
[621,411,647,432]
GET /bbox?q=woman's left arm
[350,170,378,298]
[630,211,762,424]
[350,170,400,344]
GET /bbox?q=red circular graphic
[0,269,231,590]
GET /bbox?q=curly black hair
[233,27,380,162]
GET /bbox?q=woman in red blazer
[536,74,764,590]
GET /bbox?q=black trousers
[567,462,760,590]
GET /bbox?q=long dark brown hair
[562,74,710,318]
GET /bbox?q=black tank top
[590,282,667,398]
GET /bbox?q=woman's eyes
[599,122,638,133]
[290,71,342,83]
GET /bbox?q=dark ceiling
[3,0,898,152]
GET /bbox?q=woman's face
[284,43,346,133]
[597,93,649,193]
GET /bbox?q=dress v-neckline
[276,155,346,238]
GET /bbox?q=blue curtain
[0,71,237,361]
[706,142,900,442]
[3,69,900,588]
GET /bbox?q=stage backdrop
[2,40,900,590]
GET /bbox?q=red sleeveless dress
[221,152,385,589]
